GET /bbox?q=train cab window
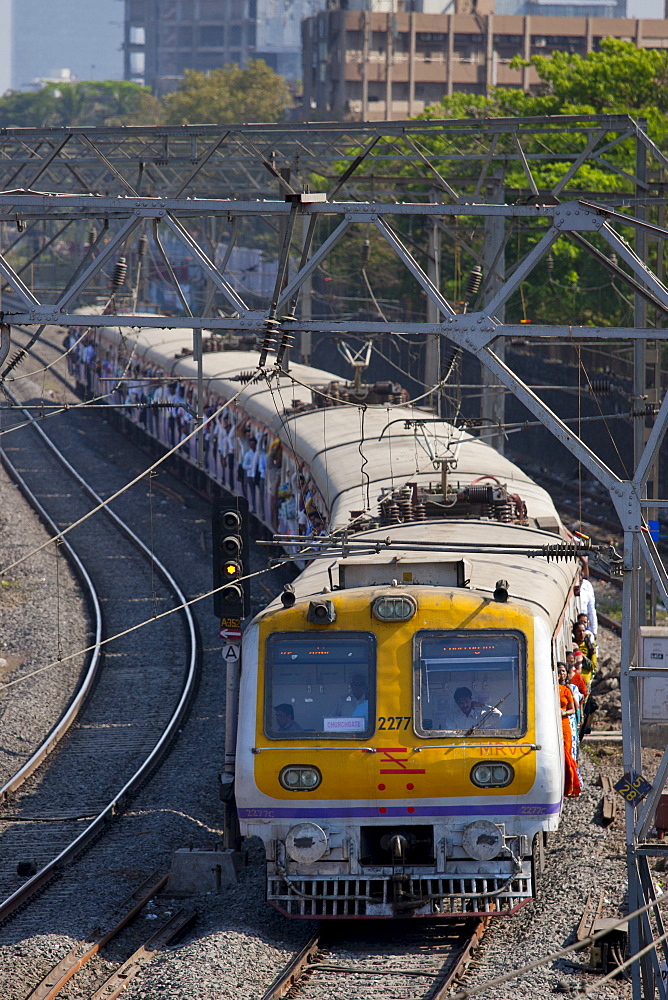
[414,631,525,737]
[264,632,376,739]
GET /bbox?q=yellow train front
[236,522,575,918]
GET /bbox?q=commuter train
[74,323,584,919]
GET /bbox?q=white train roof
[98,324,564,532]
[266,520,577,624]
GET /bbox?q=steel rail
[259,919,486,1000]
[259,933,324,1000]
[0,445,103,803]
[0,383,201,923]
[432,917,488,999]
[24,872,168,1000]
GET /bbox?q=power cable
[0,326,148,438]
[358,403,370,511]
[0,376,261,578]
[0,558,291,693]
[449,892,668,1000]
[275,365,454,411]
[577,342,631,481]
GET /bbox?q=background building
[302,9,668,120]
[495,0,626,16]
[125,0,325,94]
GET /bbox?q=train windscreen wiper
[465,692,511,737]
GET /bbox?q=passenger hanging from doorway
[572,648,598,739]
[242,435,258,512]
[572,621,597,684]
[558,662,582,797]
[566,650,588,704]
[577,555,598,638]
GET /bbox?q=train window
[413,630,525,737]
[264,632,376,739]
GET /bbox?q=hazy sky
[0,0,10,94]
[14,0,124,90]
[628,0,663,14]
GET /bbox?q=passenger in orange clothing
[558,663,582,798]
[565,650,588,699]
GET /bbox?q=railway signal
[212,497,250,619]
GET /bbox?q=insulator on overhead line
[589,378,613,394]
[258,316,279,368]
[546,252,554,276]
[110,256,128,292]
[609,252,618,269]
[87,226,96,247]
[466,264,482,299]
[137,234,149,261]
[361,239,371,266]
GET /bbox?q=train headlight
[285,822,329,863]
[471,761,514,788]
[462,820,504,861]
[372,595,417,622]
[279,765,322,792]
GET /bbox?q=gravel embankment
[0,463,88,786]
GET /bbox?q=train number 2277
[377,716,411,730]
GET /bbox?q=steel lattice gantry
[0,114,668,997]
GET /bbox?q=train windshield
[265,632,376,739]
[414,631,525,737]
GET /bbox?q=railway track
[20,871,195,1000]
[0,370,200,921]
[261,919,486,1000]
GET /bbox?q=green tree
[515,37,668,115]
[405,38,668,328]
[0,80,163,128]
[163,61,291,125]
[422,39,668,144]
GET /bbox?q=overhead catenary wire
[0,374,262,579]
[0,558,292,693]
[0,324,154,440]
[0,402,177,440]
[275,364,457,412]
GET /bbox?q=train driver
[446,686,503,731]
[274,704,303,732]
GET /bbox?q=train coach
[77,324,583,919]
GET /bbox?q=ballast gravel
[0,464,88,787]
[0,333,640,999]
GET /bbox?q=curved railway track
[0,375,201,922]
[261,919,486,1000]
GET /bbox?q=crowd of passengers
[558,559,600,799]
[66,332,327,540]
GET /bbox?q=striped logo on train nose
[378,748,425,775]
